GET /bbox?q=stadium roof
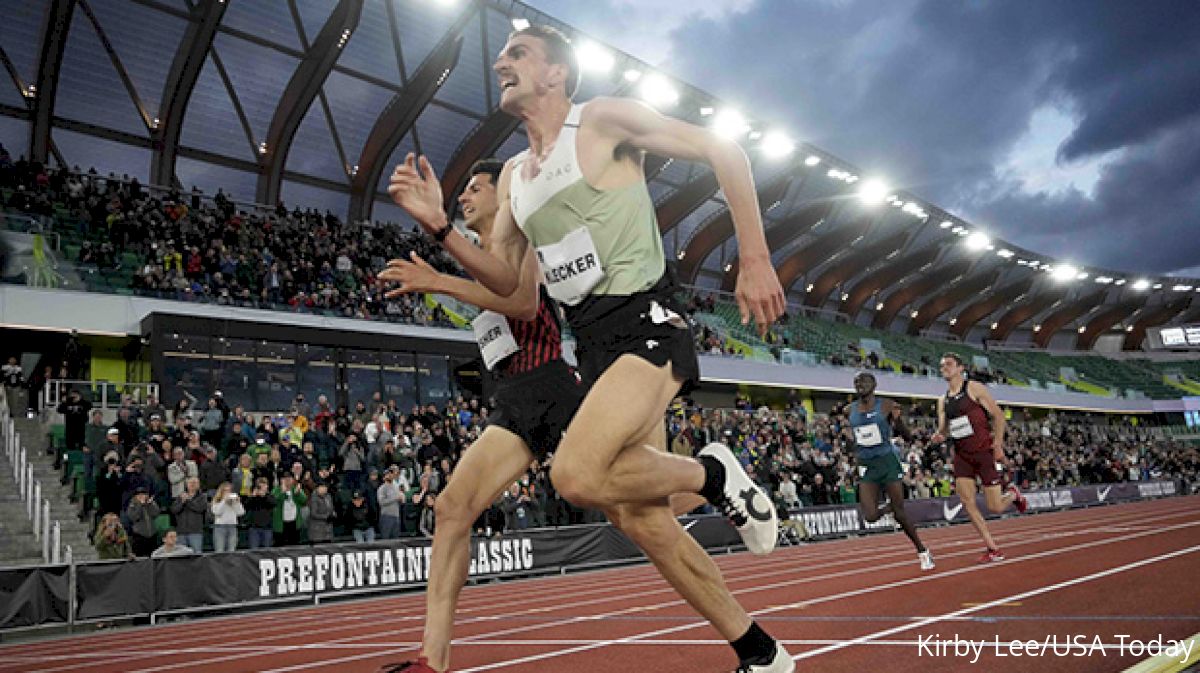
[0,0,1194,351]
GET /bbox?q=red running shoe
[378,658,439,673]
[977,548,1005,563]
[1008,484,1028,514]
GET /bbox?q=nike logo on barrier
[741,488,774,522]
[943,501,964,520]
[1098,486,1112,502]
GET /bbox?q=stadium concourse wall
[1,284,1192,414]
[0,480,1182,631]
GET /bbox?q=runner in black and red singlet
[376,159,584,673]
[932,353,1028,563]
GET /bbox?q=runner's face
[458,174,498,232]
[494,36,560,112]
[854,375,874,398]
[940,357,963,380]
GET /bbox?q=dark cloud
[540,0,1200,276]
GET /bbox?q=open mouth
[499,75,518,90]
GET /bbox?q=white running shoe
[919,549,935,571]
[698,443,778,556]
[736,643,795,672]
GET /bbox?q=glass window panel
[280,180,349,221]
[56,10,148,137]
[297,344,337,405]
[221,0,304,51]
[322,73,394,165]
[285,103,349,183]
[412,106,479,176]
[160,333,212,414]
[175,157,258,203]
[87,0,187,122]
[395,0,460,79]
[52,128,151,182]
[178,58,257,161]
[417,353,451,407]
[255,341,297,411]
[292,0,336,46]
[212,337,256,410]
[374,131,416,194]
[337,0,401,83]
[214,34,297,147]
[345,349,381,409]
[431,16,486,115]
[0,116,30,158]
[381,352,418,414]
[0,1,43,86]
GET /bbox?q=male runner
[378,159,585,672]
[931,353,1028,563]
[848,372,933,570]
[386,24,792,673]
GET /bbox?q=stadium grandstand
[0,1,1198,672]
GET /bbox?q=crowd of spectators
[0,145,456,325]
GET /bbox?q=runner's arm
[968,381,1006,456]
[434,248,540,321]
[586,97,784,334]
[932,397,947,444]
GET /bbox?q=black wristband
[432,222,453,243]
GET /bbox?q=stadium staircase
[0,413,97,566]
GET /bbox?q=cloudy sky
[530,0,1200,278]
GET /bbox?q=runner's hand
[387,153,445,233]
[735,263,786,338]
[380,253,443,298]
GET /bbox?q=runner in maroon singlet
[931,353,1027,563]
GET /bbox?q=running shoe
[736,643,796,672]
[378,658,438,673]
[918,549,936,571]
[1008,484,1028,514]
[977,548,1005,563]
[699,443,778,556]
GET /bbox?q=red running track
[2,496,1198,672]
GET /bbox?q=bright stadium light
[857,179,890,205]
[638,73,678,108]
[1174,284,1194,292]
[1132,279,1151,290]
[623,69,643,82]
[1153,283,1163,289]
[965,232,991,250]
[1095,276,1113,284]
[997,249,1015,258]
[940,221,954,229]
[1076,271,1089,280]
[761,131,795,159]
[1051,264,1079,282]
[805,155,821,167]
[1114,279,1127,286]
[699,107,714,116]
[949,318,958,326]
[876,302,885,310]
[712,109,751,138]
[1033,324,1042,332]
[575,41,615,74]
[510,17,531,30]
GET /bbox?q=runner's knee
[433,485,475,531]
[549,460,604,509]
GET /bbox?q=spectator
[399,490,421,536]
[198,397,224,450]
[167,447,198,499]
[126,487,160,557]
[199,446,227,496]
[810,473,836,506]
[231,453,255,496]
[307,482,336,544]
[84,409,108,459]
[346,491,374,543]
[96,453,125,519]
[92,513,134,560]
[152,529,195,558]
[170,477,208,553]
[419,492,436,538]
[56,388,92,451]
[273,473,307,547]
[244,478,275,549]
[377,467,402,539]
[340,432,367,494]
[210,482,244,552]
[2,357,23,402]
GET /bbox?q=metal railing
[44,379,160,412]
[1,388,71,565]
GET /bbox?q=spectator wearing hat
[346,490,374,543]
[199,446,228,497]
[272,473,307,547]
[377,466,401,539]
[307,482,335,544]
[103,427,125,463]
[248,434,271,462]
[126,487,160,557]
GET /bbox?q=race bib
[949,415,974,439]
[472,310,520,370]
[536,227,605,306]
[853,424,883,447]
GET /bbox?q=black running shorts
[564,272,701,391]
[488,359,586,459]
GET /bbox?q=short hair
[469,158,504,186]
[941,352,966,367]
[508,25,580,98]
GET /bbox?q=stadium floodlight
[623,69,643,82]
[1095,276,1113,284]
[857,179,890,206]
[712,109,751,138]
[724,263,732,272]
[997,249,1015,258]
[805,155,821,167]
[846,175,860,183]
[805,284,814,292]
[1051,264,1079,282]
[1153,283,1163,289]
[1076,271,1089,280]
[510,17,531,30]
[1132,279,1151,290]
[910,310,919,318]
[949,318,958,326]
[940,221,954,229]
[841,293,850,301]
[876,302,884,310]
[699,107,714,116]
[575,41,615,74]
[761,131,795,159]
[956,229,969,237]
[991,322,1000,330]
[1126,325,1135,332]
[639,74,678,108]
[1033,324,1042,332]
[1113,279,1127,286]
[965,232,991,251]
[1077,326,1087,334]
[1174,284,1194,292]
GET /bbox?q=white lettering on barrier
[347,552,364,589]
[379,550,396,584]
[296,555,313,593]
[364,550,381,585]
[258,559,275,598]
[313,554,329,591]
[278,558,297,595]
[330,554,345,590]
